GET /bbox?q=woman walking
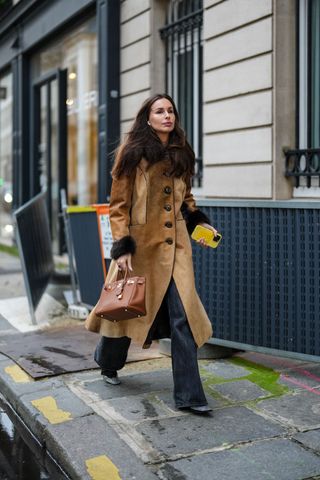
[85,94,218,414]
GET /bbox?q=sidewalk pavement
[1,251,320,479]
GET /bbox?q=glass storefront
[0,71,13,245]
[32,16,98,207]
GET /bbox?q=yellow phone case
[191,225,222,248]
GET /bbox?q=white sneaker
[103,374,121,385]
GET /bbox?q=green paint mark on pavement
[229,357,289,397]
[199,356,289,403]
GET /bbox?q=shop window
[286,0,320,195]
[160,0,203,187]
[32,17,98,206]
[0,71,13,245]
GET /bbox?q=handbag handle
[102,265,132,301]
[114,266,132,299]
[102,265,128,288]
[116,266,131,282]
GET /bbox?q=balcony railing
[284,148,320,188]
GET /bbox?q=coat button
[164,204,172,211]
[165,238,173,245]
[165,221,173,228]
[164,186,172,194]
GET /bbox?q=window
[160,0,203,186]
[32,17,98,206]
[285,0,320,193]
[299,0,320,149]
[0,71,13,244]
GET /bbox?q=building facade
[0,0,319,250]
[0,0,119,251]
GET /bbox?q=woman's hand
[116,253,133,272]
[198,223,218,248]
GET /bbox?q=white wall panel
[203,164,273,198]
[204,0,224,7]
[204,54,272,102]
[204,18,272,70]
[203,127,272,165]
[121,64,150,96]
[204,91,272,133]
[121,11,150,47]
[204,0,272,39]
[120,90,150,122]
[121,0,150,23]
[121,38,150,72]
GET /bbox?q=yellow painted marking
[5,365,31,383]
[86,456,121,480]
[66,205,96,213]
[31,396,72,424]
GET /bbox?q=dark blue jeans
[94,279,208,408]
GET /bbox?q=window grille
[160,0,203,187]
[287,0,320,189]
[193,200,320,357]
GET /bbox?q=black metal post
[97,0,120,202]
[58,68,67,252]
[12,54,30,210]
[295,0,300,149]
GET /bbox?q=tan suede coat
[85,157,213,347]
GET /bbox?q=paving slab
[36,413,158,480]
[64,369,100,383]
[156,390,223,411]
[0,272,25,299]
[201,360,249,379]
[294,429,320,453]
[81,369,174,402]
[279,365,320,391]
[0,359,63,408]
[136,406,285,457]
[157,438,320,480]
[236,351,315,371]
[96,390,223,424]
[105,392,176,422]
[257,391,320,430]
[211,379,270,402]
[16,386,93,438]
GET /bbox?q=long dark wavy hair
[112,93,195,179]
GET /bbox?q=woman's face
[148,98,175,141]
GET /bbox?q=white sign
[99,213,112,259]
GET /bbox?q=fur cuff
[110,235,136,260]
[181,205,211,235]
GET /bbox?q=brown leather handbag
[95,268,146,322]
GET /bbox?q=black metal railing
[194,199,320,358]
[285,148,320,188]
[160,0,203,187]
[160,8,203,37]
